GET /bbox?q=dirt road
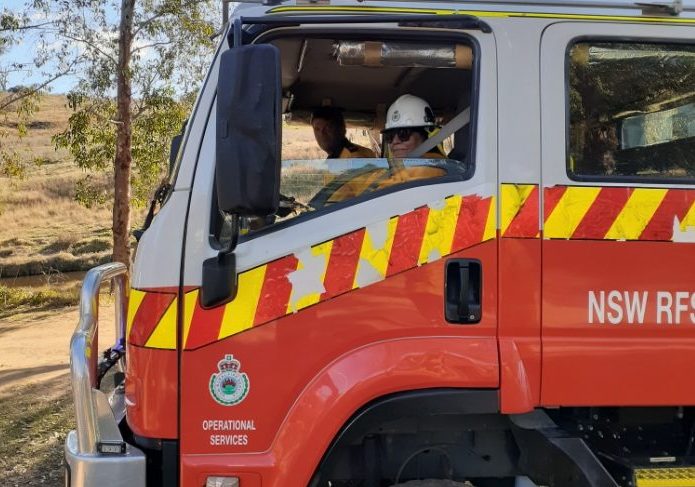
[0,304,115,397]
[0,303,115,486]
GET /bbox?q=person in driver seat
[382,94,446,159]
[309,95,448,208]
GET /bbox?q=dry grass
[0,375,73,487]
[282,123,376,160]
[1,93,71,165]
[0,94,146,280]
[0,161,114,277]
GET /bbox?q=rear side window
[567,41,695,181]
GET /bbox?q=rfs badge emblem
[209,355,250,406]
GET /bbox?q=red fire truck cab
[65,1,695,486]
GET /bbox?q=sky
[3,0,77,93]
[2,0,223,94]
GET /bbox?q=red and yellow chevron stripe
[544,186,695,241]
[499,184,695,242]
[127,185,695,350]
[500,184,540,238]
[127,193,496,350]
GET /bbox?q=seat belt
[407,107,471,158]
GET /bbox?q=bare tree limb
[0,60,78,112]
[58,32,118,65]
[130,40,172,54]
[0,20,56,32]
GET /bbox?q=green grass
[0,284,80,319]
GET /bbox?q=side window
[568,41,695,181]
[242,35,476,233]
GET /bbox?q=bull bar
[64,262,146,487]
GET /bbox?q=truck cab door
[540,21,695,406]
[177,20,500,487]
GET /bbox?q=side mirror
[202,44,281,309]
[215,43,282,217]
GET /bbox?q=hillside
[0,94,118,284]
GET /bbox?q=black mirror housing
[201,252,238,308]
[169,133,183,176]
[216,44,282,217]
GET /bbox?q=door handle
[445,259,482,324]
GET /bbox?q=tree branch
[132,0,210,38]
[0,20,56,32]
[0,61,77,112]
[130,40,173,54]
[58,33,117,65]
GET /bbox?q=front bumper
[65,430,146,487]
[64,263,146,487]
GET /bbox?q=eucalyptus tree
[48,0,219,267]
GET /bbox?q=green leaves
[0,87,42,178]
[54,89,193,207]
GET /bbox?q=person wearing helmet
[382,94,446,159]
[308,95,446,208]
[311,106,375,159]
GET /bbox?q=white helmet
[384,94,437,131]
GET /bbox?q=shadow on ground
[0,364,68,387]
[0,374,73,486]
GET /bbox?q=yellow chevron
[290,240,334,312]
[218,264,267,340]
[681,200,695,231]
[500,184,536,235]
[126,289,147,339]
[182,289,199,347]
[145,298,177,349]
[545,186,601,239]
[605,188,667,240]
[419,195,463,265]
[354,216,398,286]
[483,195,497,241]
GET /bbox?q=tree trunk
[113,0,135,268]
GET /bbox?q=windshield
[276,156,468,221]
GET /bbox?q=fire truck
[65,0,695,486]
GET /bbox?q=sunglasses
[383,128,419,144]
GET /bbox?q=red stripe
[504,187,539,238]
[640,189,695,241]
[129,292,176,346]
[321,229,365,299]
[543,186,567,221]
[451,196,491,251]
[387,206,429,276]
[254,255,299,325]
[572,187,632,239]
[184,300,225,350]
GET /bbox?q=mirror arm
[232,17,243,48]
[218,212,240,254]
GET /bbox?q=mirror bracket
[201,214,240,308]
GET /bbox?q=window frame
[211,27,483,244]
[565,36,695,186]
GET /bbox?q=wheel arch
[266,336,500,486]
